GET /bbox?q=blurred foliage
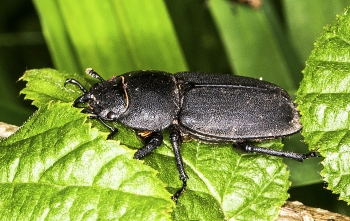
[1,0,350,216]
[0,0,52,125]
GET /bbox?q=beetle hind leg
[236,143,318,162]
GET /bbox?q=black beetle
[65,68,317,201]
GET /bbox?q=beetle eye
[107,111,117,120]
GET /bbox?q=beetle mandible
[65,68,317,201]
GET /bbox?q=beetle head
[65,69,128,121]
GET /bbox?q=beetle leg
[88,115,118,139]
[236,143,318,162]
[169,130,188,202]
[134,131,163,159]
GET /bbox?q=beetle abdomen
[176,73,301,142]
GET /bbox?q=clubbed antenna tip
[85,68,93,74]
[85,68,105,82]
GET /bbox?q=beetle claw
[171,180,187,202]
[302,151,319,159]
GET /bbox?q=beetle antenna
[120,76,129,112]
[85,68,105,82]
[65,79,89,94]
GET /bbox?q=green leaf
[19,69,290,220]
[20,69,91,108]
[149,140,290,220]
[297,7,350,203]
[0,102,174,220]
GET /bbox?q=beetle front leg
[87,114,118,139]
[170,130,188,202]
[134,131,163,159]
[236,143,318,162]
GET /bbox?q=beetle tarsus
[134,132,163,159]
[302,151,319,160]
[171,180,187,202]
[237,143,319,162]
[107,130,118,139]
